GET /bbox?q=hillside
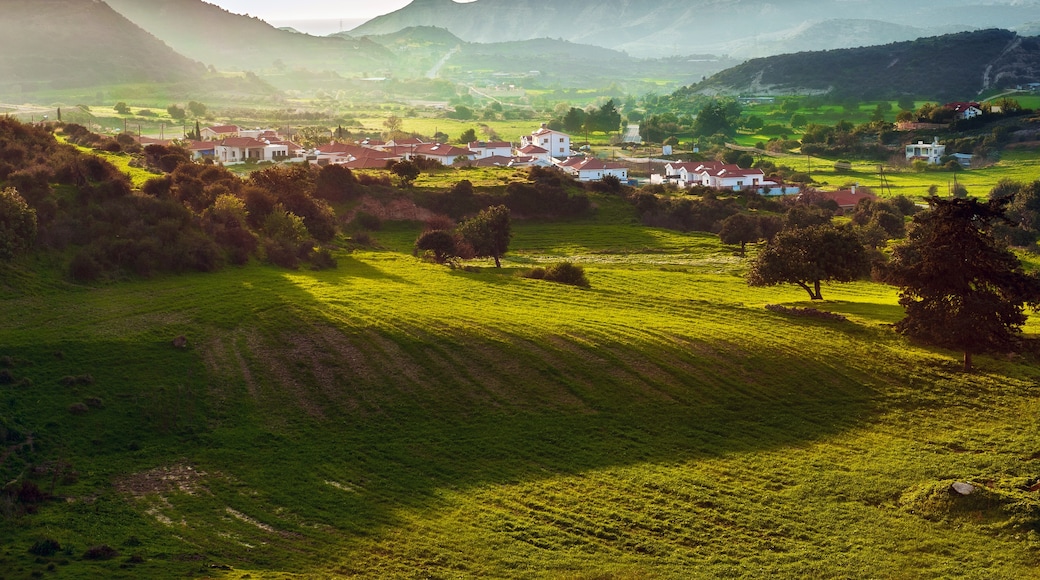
[103,0,394,75]
[688,29,1040,101]
[0,0,204,92]
[352,0,1040,58]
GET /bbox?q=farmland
[3,200,1040,577]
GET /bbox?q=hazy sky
[204,0,419,20]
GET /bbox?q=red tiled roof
[218,137,268,148]
[944,102,982,113]
[206,125,239,134]
[412,143,475,158]
[813,189,877,208]
[470,155,516,167]
[186,140,214,151]
[469,141,512,149]
[713,165,765,178]
[518,144,548,155]
[574,158,625,171]
[344,157,395,169]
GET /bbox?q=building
[557,157,628,182]
[944,102,984,121]
[408,143,476,166]
[906,138,946,164]
[521,124,571,159]
[468,141,513,159]
[200,125,239,141]
[214,137,287,164]
[806,186,877,214]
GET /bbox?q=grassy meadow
[3,196,1040,578]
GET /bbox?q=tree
[449,106,473,121]
[0,187,37,261]
[166,104,186,120]
[457,205,511,268]
[383,115,403,136]
[390,160,420,187]
[459,128,477,143]
[718,213,760,256]
[562,107,587,133]
[414,229,459,265]
[692,100,735,137]
[114,102,130,115]
[747,224,870,300]
[187,101,207,118]
[885,196,1040,371]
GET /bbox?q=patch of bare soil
[115,464,208,497]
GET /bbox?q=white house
[906,138,946,164]
[214,137,286,164]
[521,124,571,159]
[557,157,628,182]
[468,141,513,159]
[945,102,984,121]
[700,166,768,190]
[516,144,553,165]
[200,125,239,141]
[409,143,476,166]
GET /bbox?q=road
[621,124,643,143]
[426,45,461,79]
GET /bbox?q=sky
[203,0,474,34]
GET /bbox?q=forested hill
[352,0,1040,58]
[686,29,1040,101]
[0,0,205,91]
[103,0,393,74]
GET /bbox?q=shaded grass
[1,216,1040,578]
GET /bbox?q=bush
[83,545,118,560]
[352,211,382,231]
[309,248,337,271]
[68,402,89,415]
[526,262,590,287]
[29,539,61,557]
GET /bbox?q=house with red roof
[201,125,240,141]
[557,157,628,182]
[214,137,289,164]
[516,144,552,165]
[468,141,513,159]
[521,124,572,159]
[944,102,984,120]
[408,143,476,166]
[803,186,877,213]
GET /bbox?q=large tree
[457,205,511,268]
[0,187,37,261]
[885,196,1040,371]
[747,224,870,300]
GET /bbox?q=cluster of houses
[651,161,796,195]
[149,123,631,183]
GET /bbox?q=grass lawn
[3,203,1040,578]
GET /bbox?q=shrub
[68,403,88,415]
[0,369,13,384]
[69,252,102,283]
[29,539,61,557]
[83,545,118,560]
[352,211,382,231]
[84,397,103,409]
[527,262,590,288]
[309,248,337,271]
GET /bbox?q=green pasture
[3,208,1040,578]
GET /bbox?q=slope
[103,0,393,75]
[0,0,205,92]
[353,0,1040,59]
[689,29,1040,101]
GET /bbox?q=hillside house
[201,125,239,141]
[805,186,877,214]
[408,143,476,166]
[521,124,572,158]
[557,157,628,182]
[945,102,984,120]
[215,137,288,164]
[468,141,513,159]
[517,144,553,165]
[186,140,215,161]
[906,138,946,164]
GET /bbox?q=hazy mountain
[0,0,205,92]
[353,0,1040,58]
[103,0,393,74]
[721,20,976,57]
[688,29,1040,101]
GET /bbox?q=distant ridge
[352,0,1040,59]
[0,0,204,91]
[686,29,1040,101]
[103,0,393,74]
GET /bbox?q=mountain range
[353,0,1040,58]
[0,0,205,92]
[688,29,1040,101]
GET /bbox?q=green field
[3,199,1040,578]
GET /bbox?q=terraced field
[2,219,1040,578]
